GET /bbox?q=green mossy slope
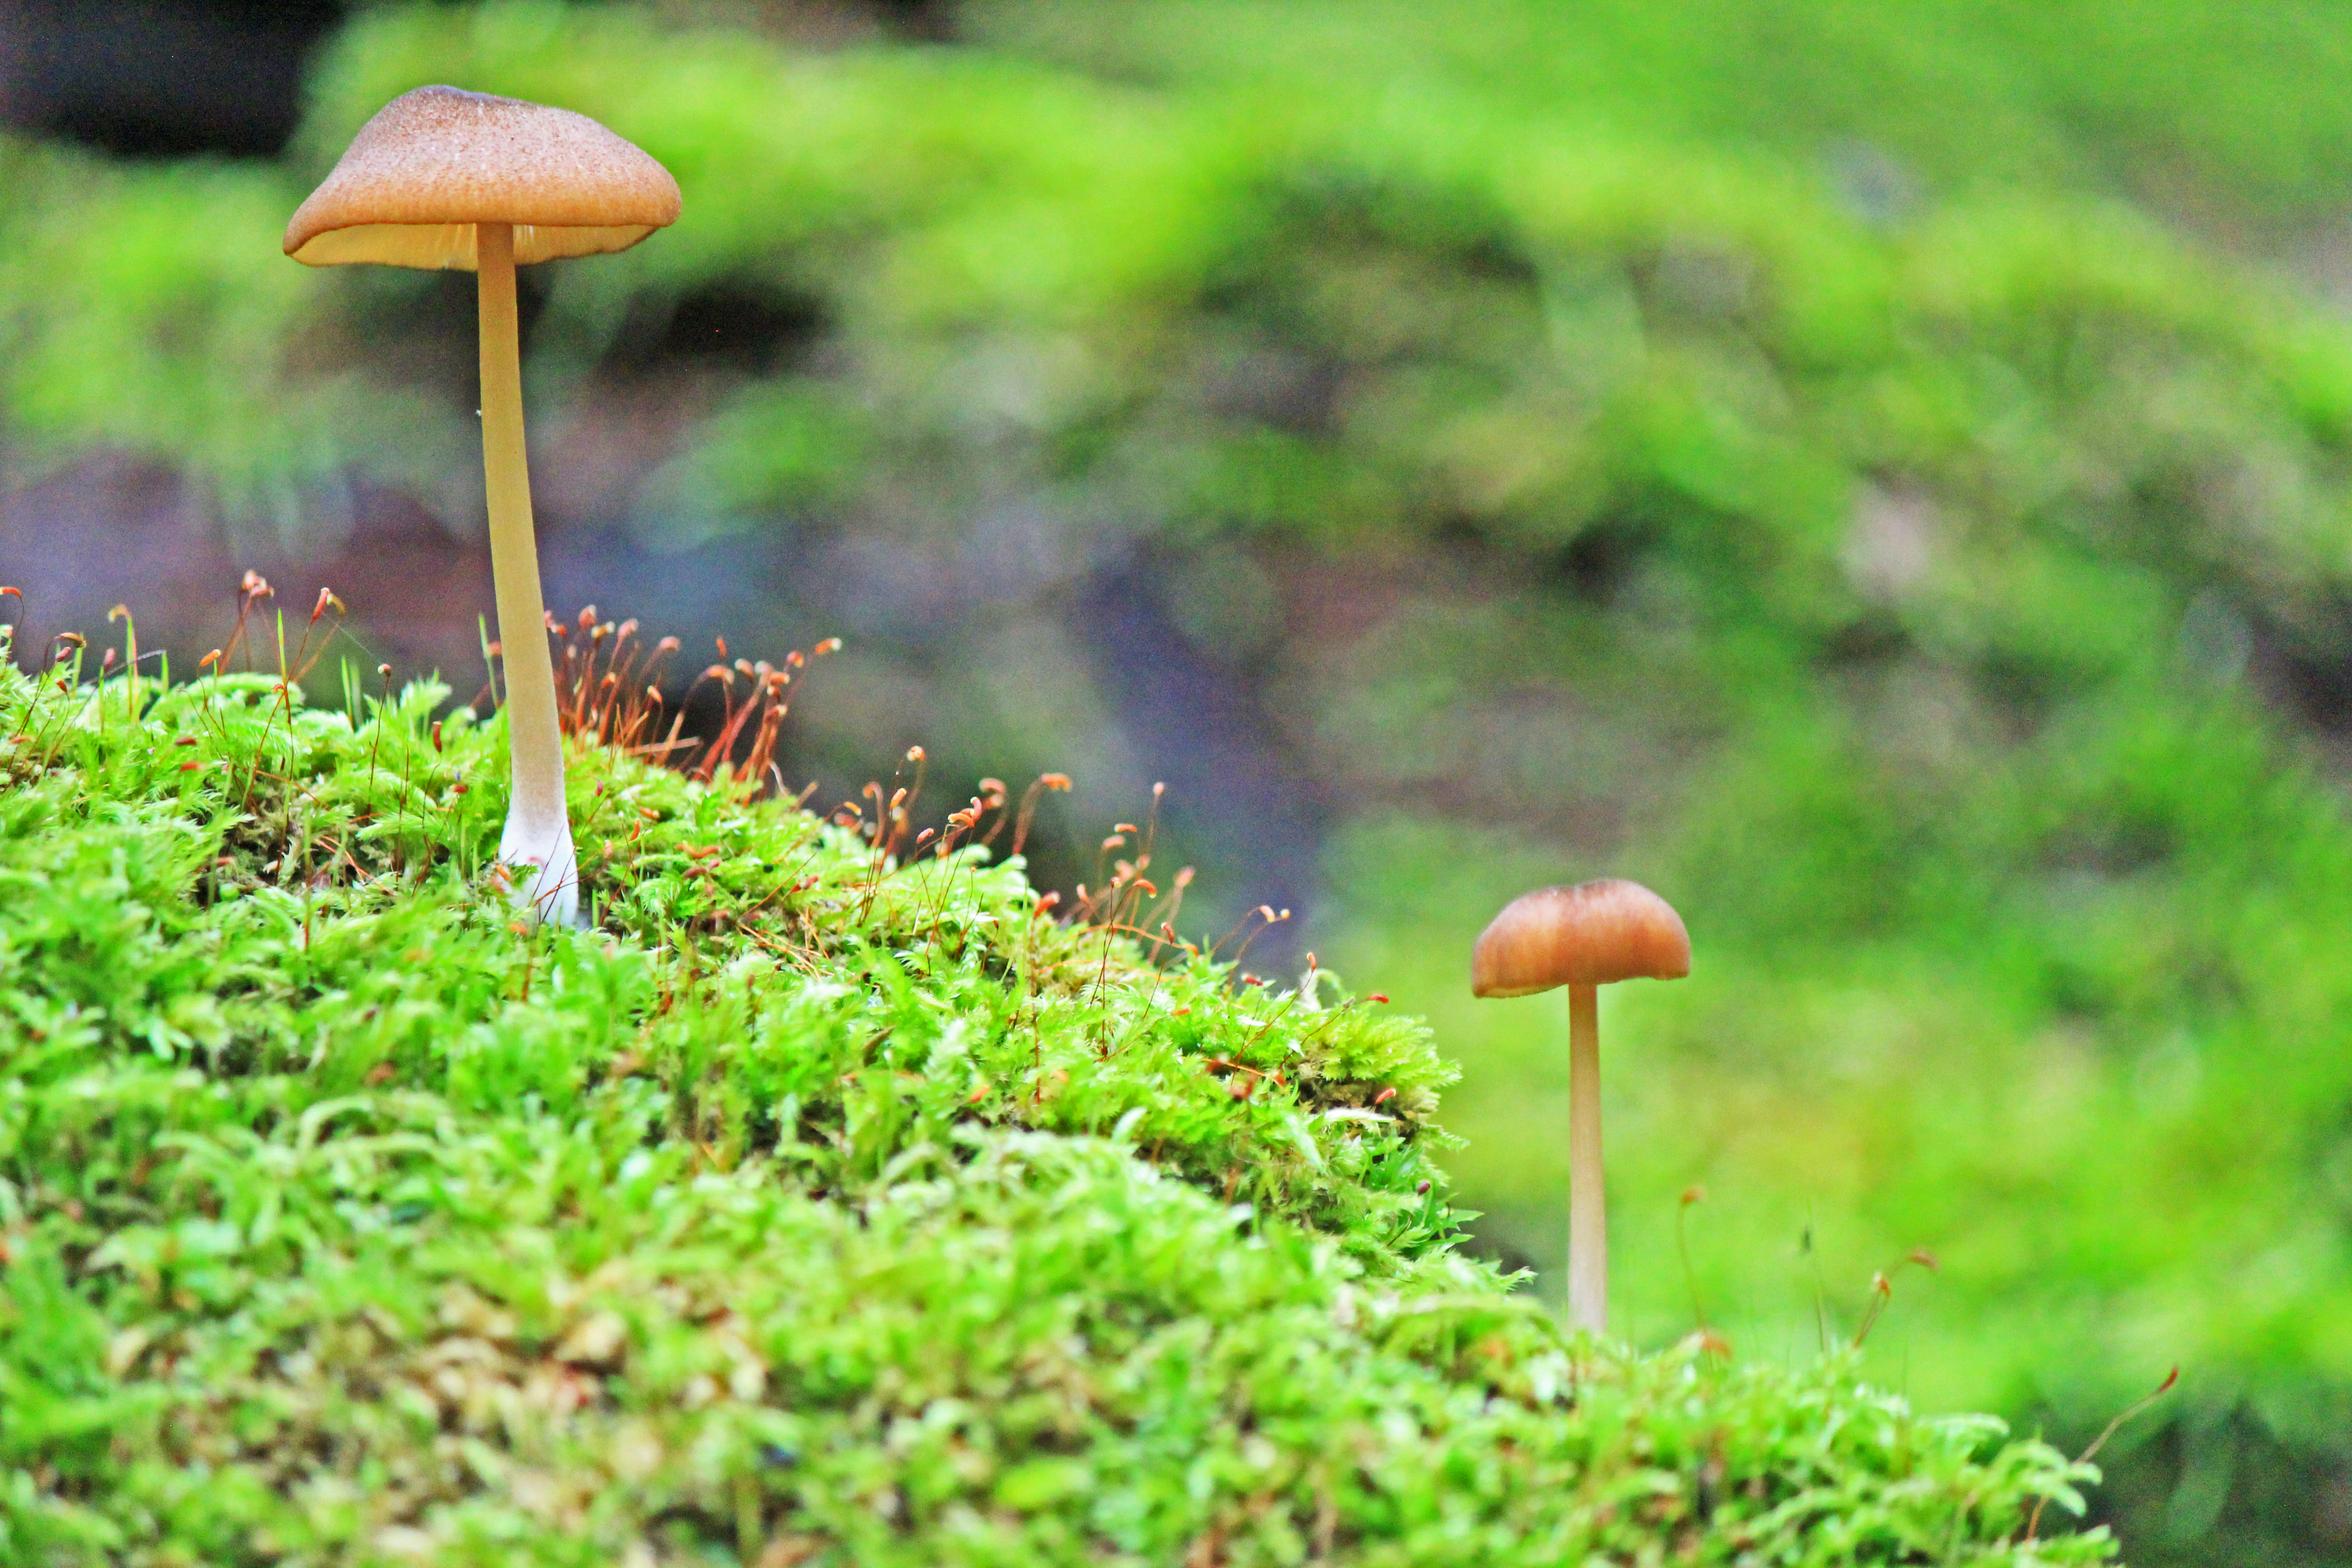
[0,645,2107,1563]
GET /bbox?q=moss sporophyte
[0,610,2117,1563]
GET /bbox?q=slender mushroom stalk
[474,220,574,919]
[1472,879,1690,1337]
[284,86,681,924]
[1566,978,1605,1333]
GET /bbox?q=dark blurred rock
[0,456,490,677]
[0,0,345,159]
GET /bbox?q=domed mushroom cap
[285,85,681,270]
[1471,879,1690,998]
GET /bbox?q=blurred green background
[8,1,2352,1559]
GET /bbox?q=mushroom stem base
[1567,980,1606,1335]
[500,811,580,927]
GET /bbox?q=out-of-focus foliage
[6,2,2352,1559]
[0,142,461,533]
[0,647,2110,1564]
[992,0,2352,232]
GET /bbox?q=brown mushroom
[1473,878,1690,1335]
[286,86,680,923]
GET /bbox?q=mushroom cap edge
[1471,878,1691,997]
[285,84,680,270]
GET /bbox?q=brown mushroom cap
[285,86,681,270]
[1471,879,1690,997]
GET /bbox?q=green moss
[0,644,2107,1562]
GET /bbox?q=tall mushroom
[1472,879,1690,1336]
[286,86,681,924]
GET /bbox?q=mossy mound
[0,646,2108,1564]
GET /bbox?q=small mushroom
[286,86,680,923]
[1472,878,1689,1336]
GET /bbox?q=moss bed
[0,635,2112,1565]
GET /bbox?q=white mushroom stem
[476,220,578,925]
[1567,980,1606,1334]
